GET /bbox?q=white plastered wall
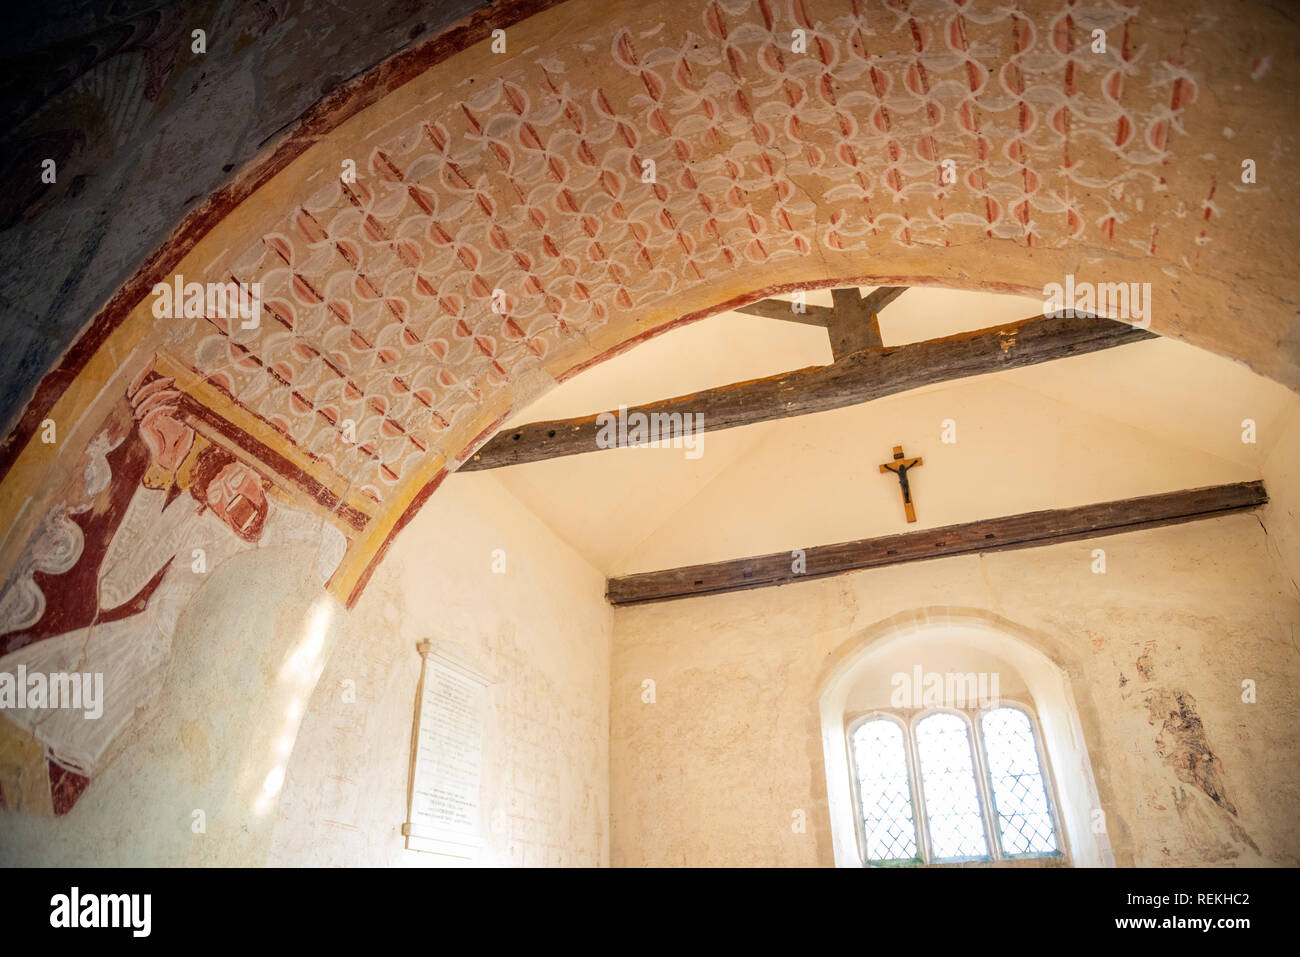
[269,472,613,866]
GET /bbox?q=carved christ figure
[0,360,345,780]
[879,446,924,523]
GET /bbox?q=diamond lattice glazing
[981,707,1059,856]
[851,719,919,863]
[915,713,989,860]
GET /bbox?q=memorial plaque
[402,640,494,859]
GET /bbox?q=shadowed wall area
[0,0,497,435]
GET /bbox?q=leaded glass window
[915,712,989,860]
[850,718,919,864]
[847,704,1062,866]
[981,706,1059,856]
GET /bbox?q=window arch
[820,610,1113,868]
[847,702,1064,866]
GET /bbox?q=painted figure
[0,359,345,808]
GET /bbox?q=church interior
[0,0,1297,871]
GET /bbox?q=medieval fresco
[0,354,346,814]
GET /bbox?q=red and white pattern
[172,0,1206,505]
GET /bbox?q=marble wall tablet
[402,640,494,860]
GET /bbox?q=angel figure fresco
[0,357,346,813]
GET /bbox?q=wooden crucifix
[879,445,923,523]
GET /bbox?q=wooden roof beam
[459,313,1155,472]
[605,482,1268,605]
[733,298,835,327]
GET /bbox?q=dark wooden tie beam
[461,313,1155,471]
[605,481,1267,605]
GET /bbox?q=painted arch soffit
[2,0,1299,610]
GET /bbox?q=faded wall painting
[0,352,347,815]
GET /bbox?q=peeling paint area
[1149,688,1236,815]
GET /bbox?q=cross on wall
[880,445,923,523]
